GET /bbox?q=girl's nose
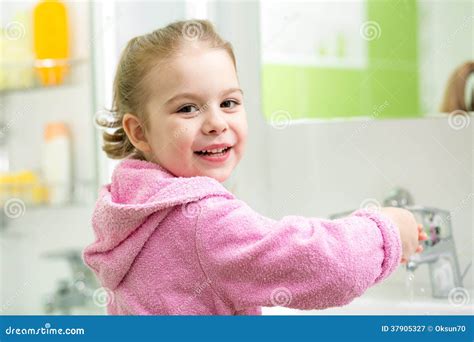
[202,108,228,135]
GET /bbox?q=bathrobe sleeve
[194,195,401,311]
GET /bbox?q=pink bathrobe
[83,158,401,315]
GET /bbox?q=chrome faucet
[405,237,464,298]
[386,188,467,298]
[330,188,470,298]
[383,187,414,208]
[42,249,101,314]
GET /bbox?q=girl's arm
[193,195,401,311]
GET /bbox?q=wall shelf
[0,58,89,94]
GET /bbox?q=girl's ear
[122,113,152,154]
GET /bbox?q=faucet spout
[406,253,440,272]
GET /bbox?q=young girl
[83,19,426,315]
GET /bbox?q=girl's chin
[202,169,231,183]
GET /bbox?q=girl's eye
[177,105,199,114]
[221,100,239,109]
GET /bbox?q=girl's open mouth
[194,146,232,163]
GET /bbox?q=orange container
[33,0,69,86]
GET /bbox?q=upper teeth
[201,147,227,153]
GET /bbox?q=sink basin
[262,284,474,315]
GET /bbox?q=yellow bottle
[33,0,69,86]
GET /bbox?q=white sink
[262,284,474,315]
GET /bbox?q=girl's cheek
[238,114,248,140]
[174,127,196,151]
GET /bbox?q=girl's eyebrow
[221,87,244,97]
[164,87,243,106]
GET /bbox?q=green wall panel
[261,0,421,120]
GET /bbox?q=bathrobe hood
[82,159,233,290]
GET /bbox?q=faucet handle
[383,187,414,208]
[407,207,452,247]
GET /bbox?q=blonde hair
[440,61,474,113]
[98,19,236,159]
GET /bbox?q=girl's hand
[400,223,428,263]
[415,223,428,251]
[379,207,426,265]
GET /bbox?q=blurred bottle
[42,122,71,205]
[0,170,48,206]
[33,0,69,86]
[0,10,35,90]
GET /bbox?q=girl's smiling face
[123,45,247,183]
